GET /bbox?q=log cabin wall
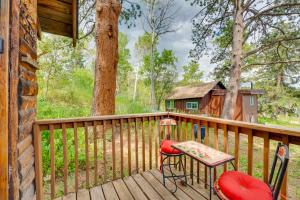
[9,0,38,199]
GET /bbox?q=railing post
[234,126,240,171]
[34,124,44,200]
[247,129,253,176]
[263,132,270,183]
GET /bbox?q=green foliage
[181,61,204,85]
[117,32,133,93]
[142,49,178,109]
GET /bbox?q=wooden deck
[55,169,216,200]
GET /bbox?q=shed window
[186,101,198,110]
[250,96,255,106]
[166,100,175,109]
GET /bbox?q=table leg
[209,167,212,200]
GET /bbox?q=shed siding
[166,87,260,123]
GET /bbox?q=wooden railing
[34,112,300,200]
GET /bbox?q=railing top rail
[34,111,300,138]
[35,112,169,125]
[169,112,300,137]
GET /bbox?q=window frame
[166,100,175,109]
[186,101,199,110]
[249,96,255,106]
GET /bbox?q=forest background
[37,0,300,128]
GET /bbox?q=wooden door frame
[0,0,10,199]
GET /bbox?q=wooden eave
[238,89,265,95]
[37,0,78,46]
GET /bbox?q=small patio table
[172,141,235,200]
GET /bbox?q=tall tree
[143,0,178,111]
[142,49,178,110]
[133,33,155,101]
[188,0,300,119]
[181,61,204,85]
[117,32,132,93]
[93,0,122,116]
[79,0,141,38]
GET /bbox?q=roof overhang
[238,90,265,95]
[37,0,78,46]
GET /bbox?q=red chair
[159,118,187,193]
[214,142,289,200]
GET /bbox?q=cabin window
[186,101,198,110]
[166,100,175,109]
[250,96,255,106]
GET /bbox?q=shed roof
[37,0,78,46]
[166,81,226,100]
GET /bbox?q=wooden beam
[0,0,10,198]
[263,133,270,183]
[39,17,72,37]
[8,0,21,199]
[72,0,77,47]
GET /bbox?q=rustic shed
[165,81,264,122]
[0,0,78,199]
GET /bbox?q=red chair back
[159,118,177,142]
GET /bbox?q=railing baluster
[34,124,44,200]
[103,121,107,182]
[112,120,116,180]
[204,121,209,189]
[234,126,240,171]
[50,125,55,199]
[149,117,152,170]
[184,118,188,170]
[128,119,131,175]
[142,117,146,171]
[247,129,253,175]
[120,119,124,178]
[135,118,139,173]
[155,116,159,169]
[213,123,218,181]
[223,124,228,172]
[190,119,194,183]
[197,120,201,184]
[178,117,182,171]
[74,122,79,192]
[84,122,90,187]
[93,121,98,185]
[281,135,289,199]
[263,132,270,183]
[62,123,68,195]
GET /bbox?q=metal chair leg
[161,154,188,193]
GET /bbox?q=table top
[172,141,234,167]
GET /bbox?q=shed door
[242,95,257,123]
[0,0,9,198]
[209,95,224,117]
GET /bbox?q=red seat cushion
[160,140,181,154]
[218,171,273,200]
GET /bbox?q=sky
[119,1,216,81]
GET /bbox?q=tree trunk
[150,34,157,111]
[93,0,121,116]
[133,66,139,101]
[276,67,284,90]
[221,1,244,119]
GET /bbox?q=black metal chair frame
[214,142,289,200]
[160,152,187,193]
[159,118,187,193]
[269,142,289,200]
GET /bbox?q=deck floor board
[58,169,215,200]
